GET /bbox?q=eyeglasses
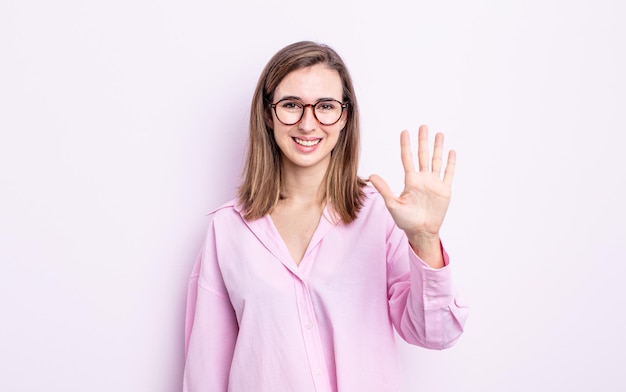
[270,98,349,126]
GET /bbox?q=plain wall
[1,0,625,391]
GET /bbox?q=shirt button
[305,323,312,329]
[314,369,321,376]
[428,280,437,287]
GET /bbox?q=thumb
[369,174,395,205]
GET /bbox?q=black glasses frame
[270,98,349,126]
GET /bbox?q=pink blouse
[183,187,469,391]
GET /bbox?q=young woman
[183,41,469,392]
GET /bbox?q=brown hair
[237,41,366,223]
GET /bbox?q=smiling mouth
[293,138,321,147]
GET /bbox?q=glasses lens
[275,100,303,125]
[315,100,343,125]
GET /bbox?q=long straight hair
[237,41,366,223]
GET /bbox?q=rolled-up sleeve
[387,227,469,349]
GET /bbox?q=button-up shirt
[183,187,469,392]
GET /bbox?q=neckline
[265,204,338,276]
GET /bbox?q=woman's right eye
[281,101,301,110]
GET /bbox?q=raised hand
[369,125,455,268]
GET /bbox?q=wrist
[407,233,444,269]
[407,231,440,247]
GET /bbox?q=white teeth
[294,138,320,147]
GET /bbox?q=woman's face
[270,64,347,175]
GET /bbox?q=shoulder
[207,198,239,215]
[360,184,386,212]
[205,198,246,226]
[347,184,393,227]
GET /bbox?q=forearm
[407,233,445,269]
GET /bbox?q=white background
[1,0,625,391]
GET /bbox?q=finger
[399,130,415,174]
[369,174,396,207]
[432,132,444,177]
[417,125,430,172]
[443,149,456,186]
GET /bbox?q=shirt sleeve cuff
[409,240,450,269]
[409,242,454,310]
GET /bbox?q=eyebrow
[275,95,340,103]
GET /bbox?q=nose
[298,105,317,132]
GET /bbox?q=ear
[338,113,348,131]
[264,108,274,129]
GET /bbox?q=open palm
[369,125,455,239]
